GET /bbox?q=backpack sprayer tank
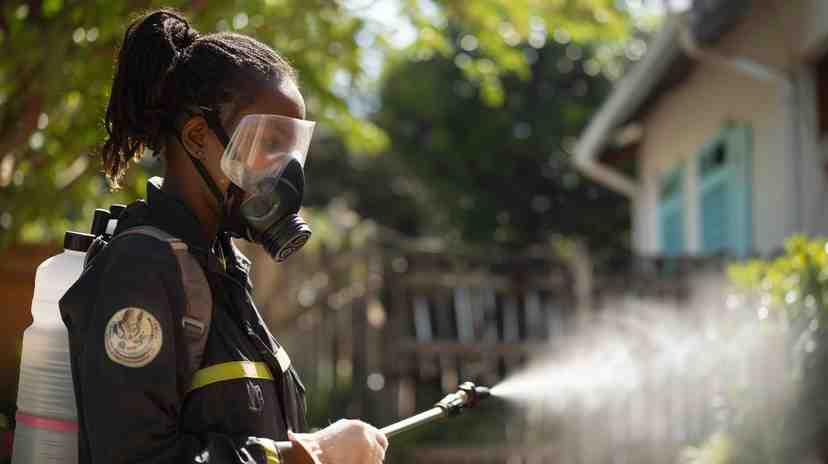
[11,206,123,464]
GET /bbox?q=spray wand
[380,381,491,437]
[277,382,492,462]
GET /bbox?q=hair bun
[141,9,199,53]
[164,12,200,52]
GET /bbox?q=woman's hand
[289,419,388,464]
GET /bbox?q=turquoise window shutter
[701,178,729,251]
[659,167,685,256]
[697,124,753,257]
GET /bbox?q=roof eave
[573,19,682,197]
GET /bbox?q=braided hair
[101,9,296,189]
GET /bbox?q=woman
[59,8,387,464]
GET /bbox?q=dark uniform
[59,177,308,464]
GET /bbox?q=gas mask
[195,110,316,262]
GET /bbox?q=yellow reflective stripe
[188,361,274,393]
[264,449,280,463]
[245,437,282,464]
[261,440,281,464]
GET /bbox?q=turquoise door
[659,166,685,256]
[698,124,753,257]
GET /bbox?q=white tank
[12,231,92,464]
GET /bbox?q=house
[575,0,828,258]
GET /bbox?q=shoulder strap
[115,225,213,377]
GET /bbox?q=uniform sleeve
[77,237,284,464]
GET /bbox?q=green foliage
[376,34,630,253]
[683,236,828,464]
[401,0,630,104]
[729,237,828,321]
[0,0,369,246]
[0,0,634,249]
[303,135,431,238]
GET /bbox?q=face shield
[220,113,316,191]
[219,113,316,262]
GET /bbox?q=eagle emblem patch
[105,307,163,368]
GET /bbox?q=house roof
[574,0,751,168]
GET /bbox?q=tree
[0,0,632,248]
[375,31,630,255]
[0,0,377,246]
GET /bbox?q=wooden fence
[266,240,749,464]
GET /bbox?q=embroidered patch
[105,307,163,368]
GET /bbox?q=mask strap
[173,107,231,208]
[174,131,226,208]
[201,107,231,147]
[199,107,245,236]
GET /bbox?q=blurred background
[6,0,828,462]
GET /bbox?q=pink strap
[15,412,78,433]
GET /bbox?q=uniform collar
[145,177,254,286]
[146,176,213,252]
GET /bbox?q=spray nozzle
[436,382,492,415]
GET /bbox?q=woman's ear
[181,116,209,159]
